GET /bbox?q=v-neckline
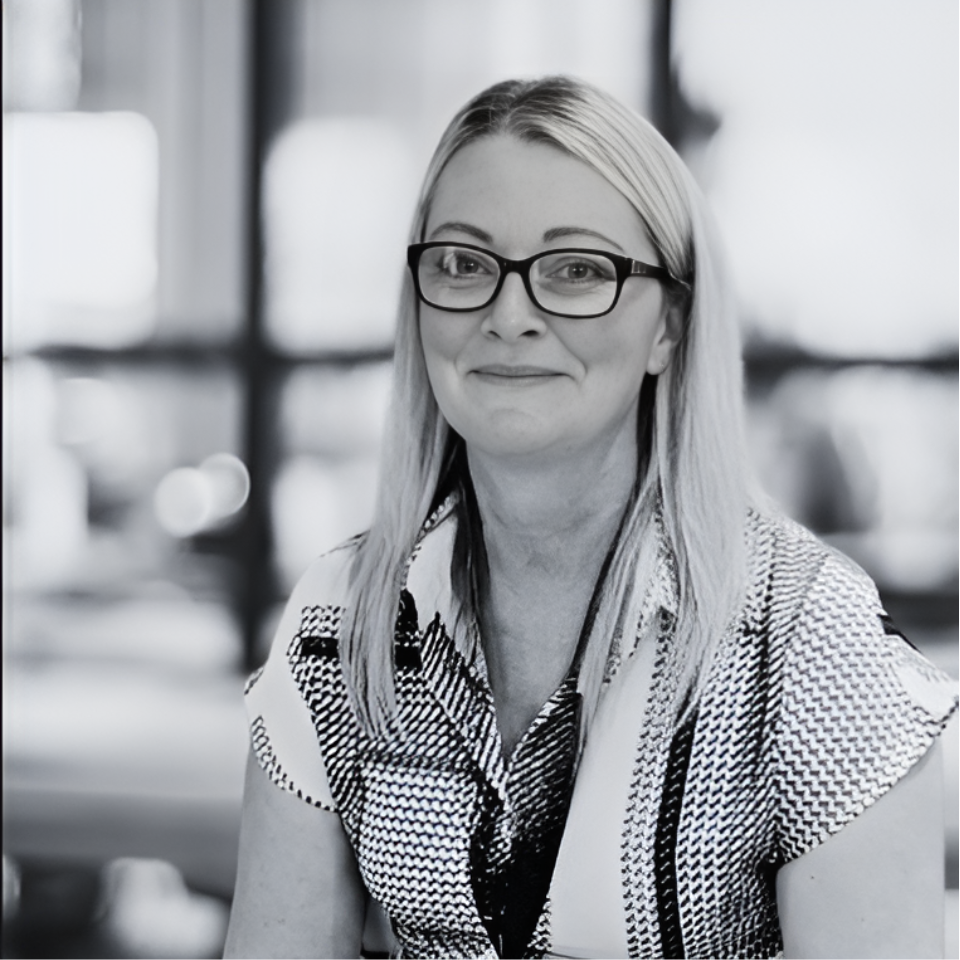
[403,487,678,788]
[417,611,582,792]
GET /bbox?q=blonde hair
[342,76,748,736]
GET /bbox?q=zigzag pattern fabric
[245,500,957,959]
[620,512,956,958]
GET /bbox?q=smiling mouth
[471,364,560,380]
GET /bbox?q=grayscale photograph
[3,1,957,958]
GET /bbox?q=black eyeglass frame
[407,241,691,319]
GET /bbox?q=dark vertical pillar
[649,0,677,146]
[238,0,297,671]
[648,0,720,155]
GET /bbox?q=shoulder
[741,509,881,638]
[741,512,957,860]
[247,534,362,727]
[242,536,365,813]
[745,508,873,592]
[251,536,362,668]
[288,535,364,613]
[743,508,955,720]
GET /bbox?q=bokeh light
[153,454,250,539]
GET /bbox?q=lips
[471,364,560,378]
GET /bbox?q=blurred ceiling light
[2,0,81,112]
[4,111,159,351]
[153,454,250,539]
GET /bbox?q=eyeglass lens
[417,245,620,316]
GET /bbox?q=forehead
[426,135,655,257]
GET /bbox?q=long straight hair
[342,76,748,737]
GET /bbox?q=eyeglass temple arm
[629,259,691,292]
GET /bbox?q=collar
[402,491,679,674]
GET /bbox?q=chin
[457,422,570,461]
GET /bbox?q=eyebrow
[426,221,627,253]
[542,226,626,252]
[427,221,494,243]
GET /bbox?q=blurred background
[2,0,956,956]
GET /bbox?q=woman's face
[419,135,679,465]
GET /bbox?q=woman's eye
[564,262,594,280]
[549,258,609,282]
[441,253,488,276]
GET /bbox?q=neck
[461,431,640,760]
[465,435,639,577]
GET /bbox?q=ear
[645,297,685,375]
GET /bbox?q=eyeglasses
[407,242,689,319]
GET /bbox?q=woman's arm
[223,751,366,959]
[777,741,945,959]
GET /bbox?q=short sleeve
[773,550,957,862]
[243,545,358,812]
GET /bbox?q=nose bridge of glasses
[507,254,550,314]
[486,255,548,326]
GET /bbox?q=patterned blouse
[245,496,956,959]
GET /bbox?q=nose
[480,271,548,341]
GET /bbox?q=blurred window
[6,0,956,665]
[5,112,158,350]
[674,0,958,359]
[5,0,664,672]
[673,0,958,610]
[263,119,415,352]
[5,0,250,674]
[274,363,391,592]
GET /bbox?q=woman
[225,77,956,959]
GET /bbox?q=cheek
[564,318,655,381]
[610,304,666,376]
[419,315,471,420]
[566,322,657,418]
[419,312,468,369]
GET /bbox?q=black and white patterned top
[245,496,957,959]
